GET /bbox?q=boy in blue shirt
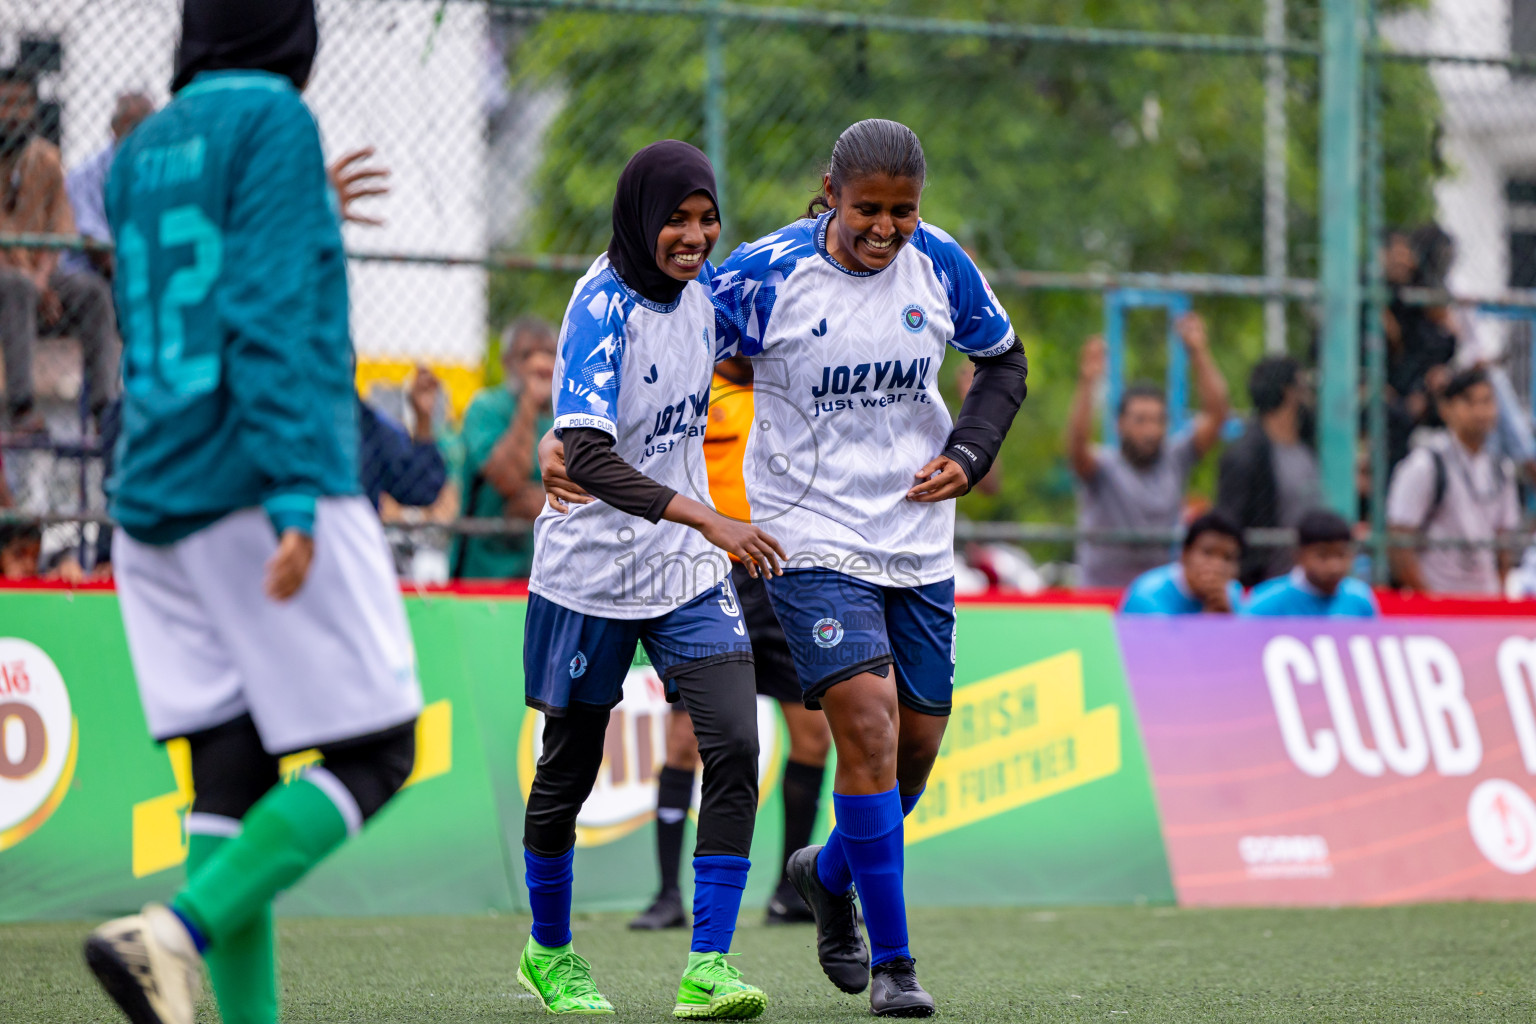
[1244,509,1379,617]
[1121,511,1244,614]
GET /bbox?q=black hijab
[606,140,718,306]
[172,0,318,94]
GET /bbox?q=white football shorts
[114,496,423,753]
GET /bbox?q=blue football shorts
[523,578,753,715]
[764,568,956,716]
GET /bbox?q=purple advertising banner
[1118,617,1536,905]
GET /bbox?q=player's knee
[788,716,832,765]
[318,721,416,822]
[186,715,279,820]
[837,708,898,765]
[897,728,943,773]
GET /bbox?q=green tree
[493,0,1440,535]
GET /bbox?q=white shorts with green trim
[114,496,422,753]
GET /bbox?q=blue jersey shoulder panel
[553,267,636,437]
[909,222,1014,357]
[712,219,818,358]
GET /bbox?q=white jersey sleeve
[552,266,633,438]
[909,223,1015,358]
[711,219,819,360]
[530,257,726,619]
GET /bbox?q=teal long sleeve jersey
[106,70,359,544]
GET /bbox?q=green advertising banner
[0,593,1172,921]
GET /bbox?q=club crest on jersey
[901,304,927,333]
[569,651,588,678]
[812,618,845,649]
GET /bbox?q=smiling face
[824,171,922,273]
[653,191,720,284]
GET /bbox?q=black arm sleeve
[562,427,677,523]
[942,339,1029,488]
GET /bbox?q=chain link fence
[0,0,1533,594]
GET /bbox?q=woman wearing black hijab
[517,140,782,1019]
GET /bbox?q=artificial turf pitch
[6,904,1534,1022]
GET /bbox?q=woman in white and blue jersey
[539,122,1028,1016]
[517,141,783,1019]
[709,119,1029,1016]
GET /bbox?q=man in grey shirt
[1068,313,1230,588]
[1387,367,1519,594]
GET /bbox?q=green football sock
[186,830,278,1024]
[174,775,350,945]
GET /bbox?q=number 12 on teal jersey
[118,204,224,399]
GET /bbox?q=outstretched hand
[907,455,969,502]
[328,147,390,226]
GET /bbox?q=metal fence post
[703,0,728,233]
[1363,0,1389,583]
[1319,0,1364,519]
[1264,0,1289,355]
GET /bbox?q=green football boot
[516,937,615,1015]
[673,951,767,1020]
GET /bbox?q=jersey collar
[604,263,684,314]
[177,70,297,100]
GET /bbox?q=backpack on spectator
[1418,443,1511,530]
[1419,449,1447,532]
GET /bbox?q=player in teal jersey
[82,4,422,1024]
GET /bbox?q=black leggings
[186,714,416,823]
[524,658,759,859]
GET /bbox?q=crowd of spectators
[0,68,127,435]
[1103,222,1536,613]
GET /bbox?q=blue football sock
[833,788,909,966]
[170,906,208,954]
[817,830,852,894]
[816,786,924,896]
[690,855,750,953]
[524,848,575,949]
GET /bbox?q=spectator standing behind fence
[1067,313,1229,588]
[0,68,120,434]
[451,317,557,579]
[1216,355,1321,587]
[1119,510,1244,614]
[358,366,447,510]
[1385,367,1519,595]
[1243,509,1378,617]
[62,92,155,281]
